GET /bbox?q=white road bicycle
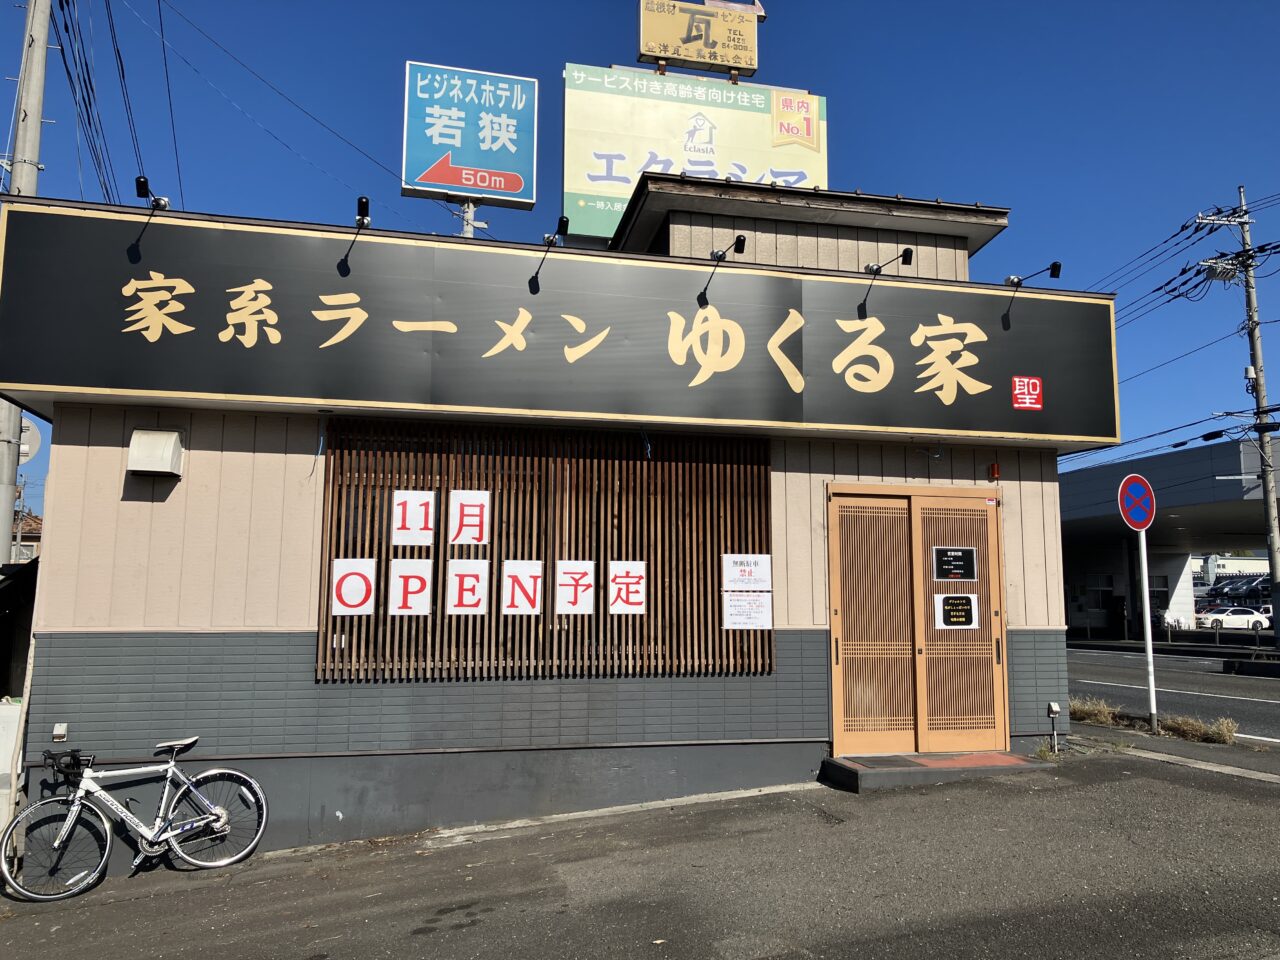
[1,737,268,901]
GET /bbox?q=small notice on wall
[722,554,772,591]
[723,591,773,630]
[934,594,979,630]
[932,546,976,581]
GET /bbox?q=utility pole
[2,0,51,563]
[1202,186,1280,646]
[1238,187,1280,647]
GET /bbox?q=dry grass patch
[1070,696,1120,726]
[1159,714,1239,745]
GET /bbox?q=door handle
[995,637,1002,665]
[833,633,839,665]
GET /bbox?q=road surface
[1068,648,1280,741]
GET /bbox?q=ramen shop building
[0,177,1117,848]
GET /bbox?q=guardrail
[1067,623,1276,651]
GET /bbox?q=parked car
[1196,607,1270,630]
[1206,577,1251,599]
[1224,576,1268,600]
[1253,605,1273,619]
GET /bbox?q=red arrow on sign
[416,152,524,194]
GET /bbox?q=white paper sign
[389,559,433,616]
[447,490,491,545]
[934,593,979,630]
[501,560,544,615]
[722,554,772,591]
[722,591,773,630]
[555,561,596,615]
[607,561,647,615]
[332,559,376,616]
[391,490,436,546]
[446,559,490,614]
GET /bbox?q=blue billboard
[402,61,538,210]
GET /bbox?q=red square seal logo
[1012,376,1043,410]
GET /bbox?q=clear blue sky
[5,0,1279,513]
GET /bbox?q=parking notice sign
[402,61,537,209]
[1118,473,1156,532]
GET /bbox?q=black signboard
[0,201,1119,444]
[936,594,978,629]
[933,546,977,581]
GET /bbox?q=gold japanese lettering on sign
[910,313,991,405]
[667,305,745,387]
[121,272,195,342]
[221,279,280,348]
[832,316,894,393]
[115,268,1001,409]
[638,0,759,75]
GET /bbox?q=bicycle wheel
[0,796,113,901]
[166,768,267,868]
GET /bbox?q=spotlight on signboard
[134,175,169,211]
[858,247,914,318]
[697,235,747,308]
[529,216,571,295]
[355,196,371,230]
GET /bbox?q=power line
[1119,329,1239,383]
[155,0,497,240]
[103,0,146,178]
[155,0,185,208]
[117,0,416,229]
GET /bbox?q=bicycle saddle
[154,736,199,755]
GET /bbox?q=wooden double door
[827,485,1009,756]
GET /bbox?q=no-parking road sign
[1118,473,1156,531]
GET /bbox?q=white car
[1196,607,1270,630]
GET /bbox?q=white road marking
[1069,651,1222,665]
[1120,747,1280,785]
[1236,733,1280,744]
[1073,679,1280,705]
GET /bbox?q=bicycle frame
[53,759,220,850]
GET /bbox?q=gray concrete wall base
[1007,628,1071,736]
[24,741,830,875]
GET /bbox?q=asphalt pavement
[3,747,1280,959]
[1069,648,1280,741]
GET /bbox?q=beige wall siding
[771,440,1063,631]
[36,405,324,632]
[668,212,969,280]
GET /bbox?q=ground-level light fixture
[529,216,571,295]
[697,234,747,308]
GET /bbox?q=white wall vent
[127,428,185,477]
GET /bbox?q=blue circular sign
[1118,473,1156,531]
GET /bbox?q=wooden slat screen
[317,418,772,681]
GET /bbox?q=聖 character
[909,313,991,405]
[667,305,745,387]
[832,316,894,393]
[561,314,611,364]
[313,292,368,349]
[423,104,465,147]
[121,271,195,342]
[478,112,518,153]
[219,279,280,348]
[482,307,532,358]
[767,308,806,393]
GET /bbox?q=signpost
[401,61,538,229]
[1119,472,1158,731]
